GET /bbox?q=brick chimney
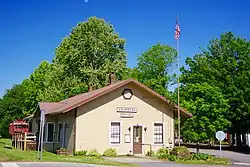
[109,72,117,85]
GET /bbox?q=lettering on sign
[120,113,134,118]
[117,107,137,113]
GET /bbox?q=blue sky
[0,0,249,97]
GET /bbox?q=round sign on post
[216,131,226,141]
[216,131,226,158]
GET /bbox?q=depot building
[32,74,191,155]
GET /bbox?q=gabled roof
[39,78,192,117]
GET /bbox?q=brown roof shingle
[38,78,192,117]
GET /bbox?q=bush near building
[146,146,231,165]
[103,148,118,157]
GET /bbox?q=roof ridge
[59,80,126,104]
[38,78,192,117]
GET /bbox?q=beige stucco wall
[41,110,75,153]
[76,83,174,155]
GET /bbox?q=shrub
[146,150,154,157]
[222,141,229,145]
[170,146,190,159]
[74,150,88,156]
[156,148,169,155]
[157,153,168,159]
[88,149,100,157]
[59,148,67,151]
[190,153,211,160]
[156,148,169,159]
[103,148,118,157]
[167,154,177,161]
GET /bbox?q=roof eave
[39,78,192,117]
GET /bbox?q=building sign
[120,113,134,118]
[124,134,131,143]
[117,107,137,113]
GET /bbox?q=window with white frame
[46,122,55,142]
[154,123,163,144]
[110,122,120,144]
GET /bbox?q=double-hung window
[154,123,163,144]
[110,122,120,144]
[46,122,55,142]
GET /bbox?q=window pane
[154,123,163,144]
[110,122,120,144]
[47,123,54,142]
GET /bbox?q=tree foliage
[131,43,177,98]
[54,16,128,88]
[180,32,250,143]
[37,63,88,102]
[181,83,230,142]
[0,84,28,137]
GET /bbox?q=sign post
[215,131,226,158]
[37,110,45,160]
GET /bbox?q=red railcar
[9,119,29,136]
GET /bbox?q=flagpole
[176,14,181,148]
[177,38,180,148]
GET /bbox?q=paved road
[0,162,114,167]
[104,157,249,167]
[188,148,250,164]
[0,161,248,167]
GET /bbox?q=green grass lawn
[118,153,231,165]
[0,138,231,166]
[0,138,136,166]
[146,156,231,165]
[175,158,231,165]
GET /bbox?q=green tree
[37,63,88,102]
[180,83,230,152]
[0,84,28,137]
[180,32,250,146]
[131,43,177,98]
[54,16,127,89]
[0,61,52,137]
[23,61,51,115]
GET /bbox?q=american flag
[174,21,180,40]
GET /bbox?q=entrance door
[133,125,142,154]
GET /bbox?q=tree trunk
[196,142,200,153]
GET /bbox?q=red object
[9,119,29,136]
[174,20,180,40]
